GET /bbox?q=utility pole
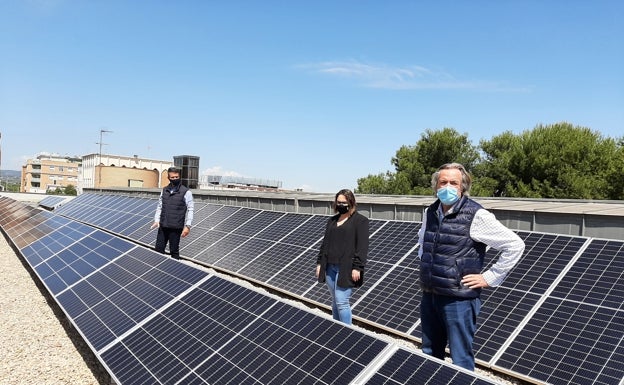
[96,129,113,189]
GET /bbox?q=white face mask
[437,186,459,205]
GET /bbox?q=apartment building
[20,153,81,193]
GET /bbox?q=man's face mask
[169,177,181,186]
[437,186,460,205]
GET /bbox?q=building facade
[80,153,173,191]
[20,153,81,193]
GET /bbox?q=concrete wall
[86,187,624,241]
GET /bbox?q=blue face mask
[437,186,460,205]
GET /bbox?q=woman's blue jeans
[325,264,353,325]
[420,292,481,371]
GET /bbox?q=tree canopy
[355,122,624,200]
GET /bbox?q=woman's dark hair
[333,188,357,214]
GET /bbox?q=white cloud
[201,166,243,177]
[299,60,530,92]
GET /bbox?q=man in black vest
[151,167,194,259]
[417,163,524,371]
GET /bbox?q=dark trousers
[155,227,183,259]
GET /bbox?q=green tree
[479,122,623,199]
[357,128,480,195]
[64,184,77,196]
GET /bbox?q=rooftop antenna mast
[96,129,113,189]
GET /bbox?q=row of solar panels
[1,195,499,385]
[51,192,624,385]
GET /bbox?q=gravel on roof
[0,232,111,385]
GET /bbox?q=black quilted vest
[159,185,189,229]
[420,196,486,299]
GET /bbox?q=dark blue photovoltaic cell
[367,221,420,264]
[55,248,209,351]
[267,248,319,296]
[354,256,421,334]
[550,239,624,310]
[254,213,311,241]
[484,232,588,294]
[496,297,624,385]
[472,288,541,362]
[102,277,389,385]
[212,237,273,274]
[280,214,327,248]
[237,242,307,282]
[365,348,499,385]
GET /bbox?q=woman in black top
[316,189,369,325]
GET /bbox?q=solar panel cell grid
[367,221,420,265]
[266,248,319,296]
[365,348,499,385]
[353,257,421,334]
[472,288,542,362]
[254,213,311,242]
[212,207,262,233]
[238,242,308,283]
[495,297,624,385]
[194,205,241,229]
[550,239,624,310]
[483,232,587,295]
[212,237,273,274]
[280,215,328,248]
[231,210,286,237]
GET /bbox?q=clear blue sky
[1,1,622,193]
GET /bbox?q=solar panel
[38,193,624,385]
[211,236,272,273]
[180,229,227,260]
[2,195,591,385]
[492,239,624,385]
[280,214,328,248]
[266,248,320,297]
[231,210,286,237]
[363,347,500,385]
[38,195,67,210]
[56,247,209,351]
[194,205,241,229]
[254,213,312,241]
[238,242,308,283]
[496,298,623,385]
[366,221,420,265]
[352,255,422,334]
[100,276,390,385]
[212,207,262,233]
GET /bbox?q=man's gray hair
[431,162,472,196]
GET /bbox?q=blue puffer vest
[420,196,486,299]
[159,185,189,229]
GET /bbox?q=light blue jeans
[325,264,353,325]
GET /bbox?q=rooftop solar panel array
[38,195,68,210]
[0,195,502,385]
[42,193,624,384]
